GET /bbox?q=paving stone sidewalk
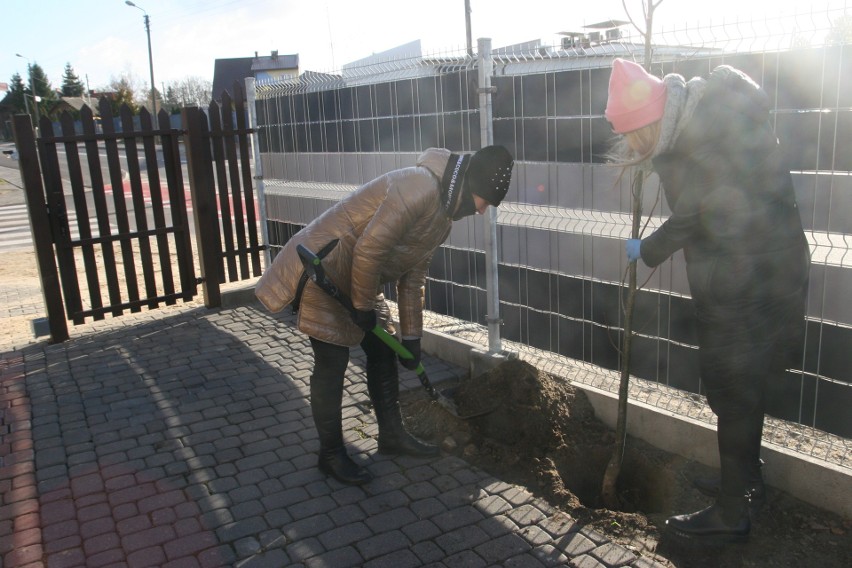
[0,253,668,567]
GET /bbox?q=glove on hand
[351,309,377,332]
[398,338,421,371]
[626,239,642,263]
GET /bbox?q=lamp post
[125,1,157,114]
[15,53,40,124]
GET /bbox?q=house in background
[212,50,299,101]
[53,96,100,116]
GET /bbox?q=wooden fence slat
[14,95,261,336]
[60,112,105,321]
[183,106,222,308]
[120,105,159,309]
[207,99,238,282]
[80,105,123,316]
[139,108,176,304]
[157,108,196,300]
[99,99,142,311]
[11,114,68,342]
[38,116,85,324]
[233,81,262,277]
[220,90,250,280]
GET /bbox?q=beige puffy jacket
[255,148,454,346]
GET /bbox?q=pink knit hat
[604,58,667,134]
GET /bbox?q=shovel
[296,244,466,418]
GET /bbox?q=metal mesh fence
[254,2,852,468]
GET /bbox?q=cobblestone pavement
[0,161,667,567]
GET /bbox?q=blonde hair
[606,120,663,185]
[625,121,662,160]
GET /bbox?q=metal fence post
[478,37,501,355]
[245,77,270,268]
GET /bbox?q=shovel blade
[434,386,498,420]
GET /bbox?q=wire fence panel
[254,4,851,465]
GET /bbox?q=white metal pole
[245,77,271,268]
[477,37,501,354]
[143,13,156,115]
[465,0,473,57]
[125,2,156,114]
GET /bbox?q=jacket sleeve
[396,253,433,337]
[641,154,710,267]
[349,174,437,311]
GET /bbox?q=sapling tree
[601,0,665,510]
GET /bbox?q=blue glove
[626,239,642,263]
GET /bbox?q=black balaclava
[440,145,514,220]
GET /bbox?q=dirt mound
[401,359,852,567]
[454,358,595,449]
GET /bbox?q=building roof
[212,57,255,101]
[59,97,99,112]
[212,51,300,101]
[584,20,630,29]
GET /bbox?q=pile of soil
[400,359,851,567]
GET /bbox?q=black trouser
[697,287,804,499]
[309,332,398,452]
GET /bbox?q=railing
[252,3,852,461]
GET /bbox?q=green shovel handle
[370,325,435,397]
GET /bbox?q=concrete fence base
[421,326,852,519]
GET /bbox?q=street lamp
[15,53,40,124]
[125,1,157,114]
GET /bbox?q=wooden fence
[11,81,263,342]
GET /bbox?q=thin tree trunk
[601,0,659,509]
[602,172,643,508]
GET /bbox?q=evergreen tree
[163,85,181,115]
[25,62,58,120]
[7,73,28,114]
[61,63,85,97]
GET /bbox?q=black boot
[693,459,766,514]
[376,410,441,457]
[310,338,372,486]
[703,407,769,516]
[665,495,750,543]
[318,446,372,485]
[364,335,439,458]
[371,376,440,457]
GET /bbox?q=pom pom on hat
[605,58,667,134]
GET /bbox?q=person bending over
[256,146,514,485]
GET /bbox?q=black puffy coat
[640,66,810,409]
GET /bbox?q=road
[0,140,191,253]
[0,145,28,252]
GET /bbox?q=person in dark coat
[256,146,514,485]
[604,58,810,542]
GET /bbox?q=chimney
[271,50,278,59]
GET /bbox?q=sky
[0,0,837,94]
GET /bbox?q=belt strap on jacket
[292,239,339,314]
